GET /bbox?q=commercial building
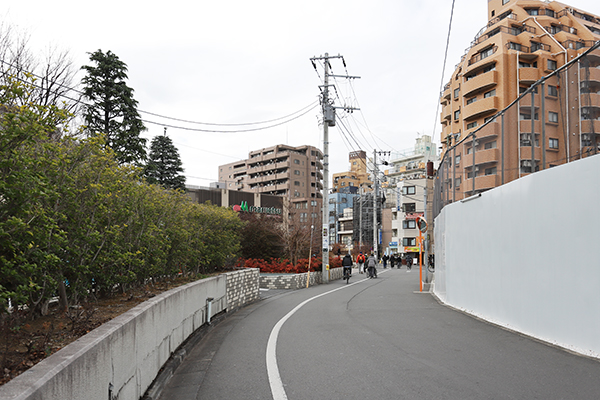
[217,144,324,222]
[440,0,600,202]
[385,135,437,258]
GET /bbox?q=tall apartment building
[218,144,324,221]
[440,0,600,202]
[332,150,372,193]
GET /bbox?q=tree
[239,212,284,260]
[81,50,146,166]
[144,131,186,191]
[0,23,80,133]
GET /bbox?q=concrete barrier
[0,269,259,400]
[259,267,343,290]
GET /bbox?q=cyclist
[342,253,353,282]
[366,253,378,278]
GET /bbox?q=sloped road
[157,268,600,399]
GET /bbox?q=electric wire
[432,0,456,145]
[0,58,320,132]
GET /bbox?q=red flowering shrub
[237,257,325,273]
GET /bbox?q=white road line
[266,271,388,400]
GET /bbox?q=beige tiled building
[218,144,324,221]
[440,0,600,201]
[332,150,372,193]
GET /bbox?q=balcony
[580,93,600,108]
[581,119,600,133]
[441,102,452,121]
[442,83,451,101]
[464,96,500,120]
[580,67,600,83]
[466,173,500,193]
[463,70,498,97]
[519,67,541,83]
[468,46,498,66]
[519,120,542,132]
[474,148,499,165]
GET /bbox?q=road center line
[266,271,388,400]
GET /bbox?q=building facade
[385,136,437,258]
[218,144,324,219]
[440,0,600,202]
[332,150,372,193]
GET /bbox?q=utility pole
[310,53,360,283]
[372,149,378,259]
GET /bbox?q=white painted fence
[434,154,600,358]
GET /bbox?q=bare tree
[0,23,81,134]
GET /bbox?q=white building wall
[434,154,600,358]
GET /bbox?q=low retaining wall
[0,269,259,400]
[260,267,343,290]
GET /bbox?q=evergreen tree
[144,132,186,191]
[81,49,147,165]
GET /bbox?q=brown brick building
[440,0,600,202]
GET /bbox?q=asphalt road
[157,267,600,400]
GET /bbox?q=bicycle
[343,267,352,284]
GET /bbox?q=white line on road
[266,271,388,400]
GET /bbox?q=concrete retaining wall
[259,267,343,290]
[433,155,600,358]
[0,269,259,400]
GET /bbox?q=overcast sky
[3,0,598,186]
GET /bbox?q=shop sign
[233,201,282,215]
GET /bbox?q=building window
[483,64,496,73]
[549,138,559,149]
[509,42,523,51]
[484,89,496,98]
[403,203,416,213]
[294,159,300,164]
[454,110,461,120]
[548,85,558,97]
[402,237,417,247]
[455,154,461,165]
[467,121,478,130]
[402,186,416,195]
[485,167,497,175]
[548,111,559,123]
[484,116,497,123]
[403,220,416,229]
[545,9,555,18]
[526,8,539,16]
[455,177,462,186]
[294,181,300,186]
[547,59,557,70]
[520,112,539,120]
[484,141,497,149]
[466,97,477,105]
[294,170,300,175]
[454,88,460,99]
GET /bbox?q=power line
[433,0,456,144]
[0,58,320,133]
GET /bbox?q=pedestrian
[356,251,366,274]
[382,253,389,269]
[406,254,413,271]
[390,253,397,269]
[366,253,378,278]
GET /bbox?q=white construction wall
[434,154,600,359]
